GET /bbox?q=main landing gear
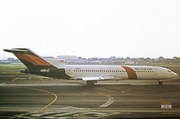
[86,81,97,86]
[158,80,163,85]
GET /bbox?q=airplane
[3,48,177,85]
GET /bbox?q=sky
[0,0,180,59]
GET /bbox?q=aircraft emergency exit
[3,48,177,85]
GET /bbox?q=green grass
[0,64,26,75]
[0,64,26,69]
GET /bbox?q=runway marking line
[11,76,19,82]
[99,93,114,107]
[10,87,58,119]
[0,82,6,85]
[36,88,58,110]
[95,88,114,108]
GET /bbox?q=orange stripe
[122,66,137,79]
[15,54,51,66]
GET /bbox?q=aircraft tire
[86,81,95,86]
[158,80,163,85]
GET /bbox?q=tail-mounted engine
[20,69,29,74]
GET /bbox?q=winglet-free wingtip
[3,48,29,53]
[3,48,13,53]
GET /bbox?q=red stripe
[15,54,51,66]
[122,66,137,79]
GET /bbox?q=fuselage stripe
[15,54,51,66]
[122,66,137,79]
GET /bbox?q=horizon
[0,54,179,60]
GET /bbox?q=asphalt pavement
[0,76,180,119]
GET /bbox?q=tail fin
[3,48,52,69]
[3,48,70,79]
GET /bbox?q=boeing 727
[3,48,177,85]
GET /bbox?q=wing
[73,76,115,81]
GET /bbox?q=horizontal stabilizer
[3,48,28,53]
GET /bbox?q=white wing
[73,76,115,81]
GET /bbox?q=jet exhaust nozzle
[20,69,29,74]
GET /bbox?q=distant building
[56,55,78,60]
[110,56,116,60]
[0,60,10,64]
[42,56,55,59]
[90,61,102,64]
[125,60,135,64]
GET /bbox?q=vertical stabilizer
[3,48,70,79]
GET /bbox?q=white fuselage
[61,65,177,80]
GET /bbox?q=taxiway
[0,76,180,118]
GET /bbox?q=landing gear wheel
[86,81,95,86]
[158,80,163,85]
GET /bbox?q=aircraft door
[153,70,157,76]
[66,68,71,75]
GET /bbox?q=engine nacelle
[20,69,29,74]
